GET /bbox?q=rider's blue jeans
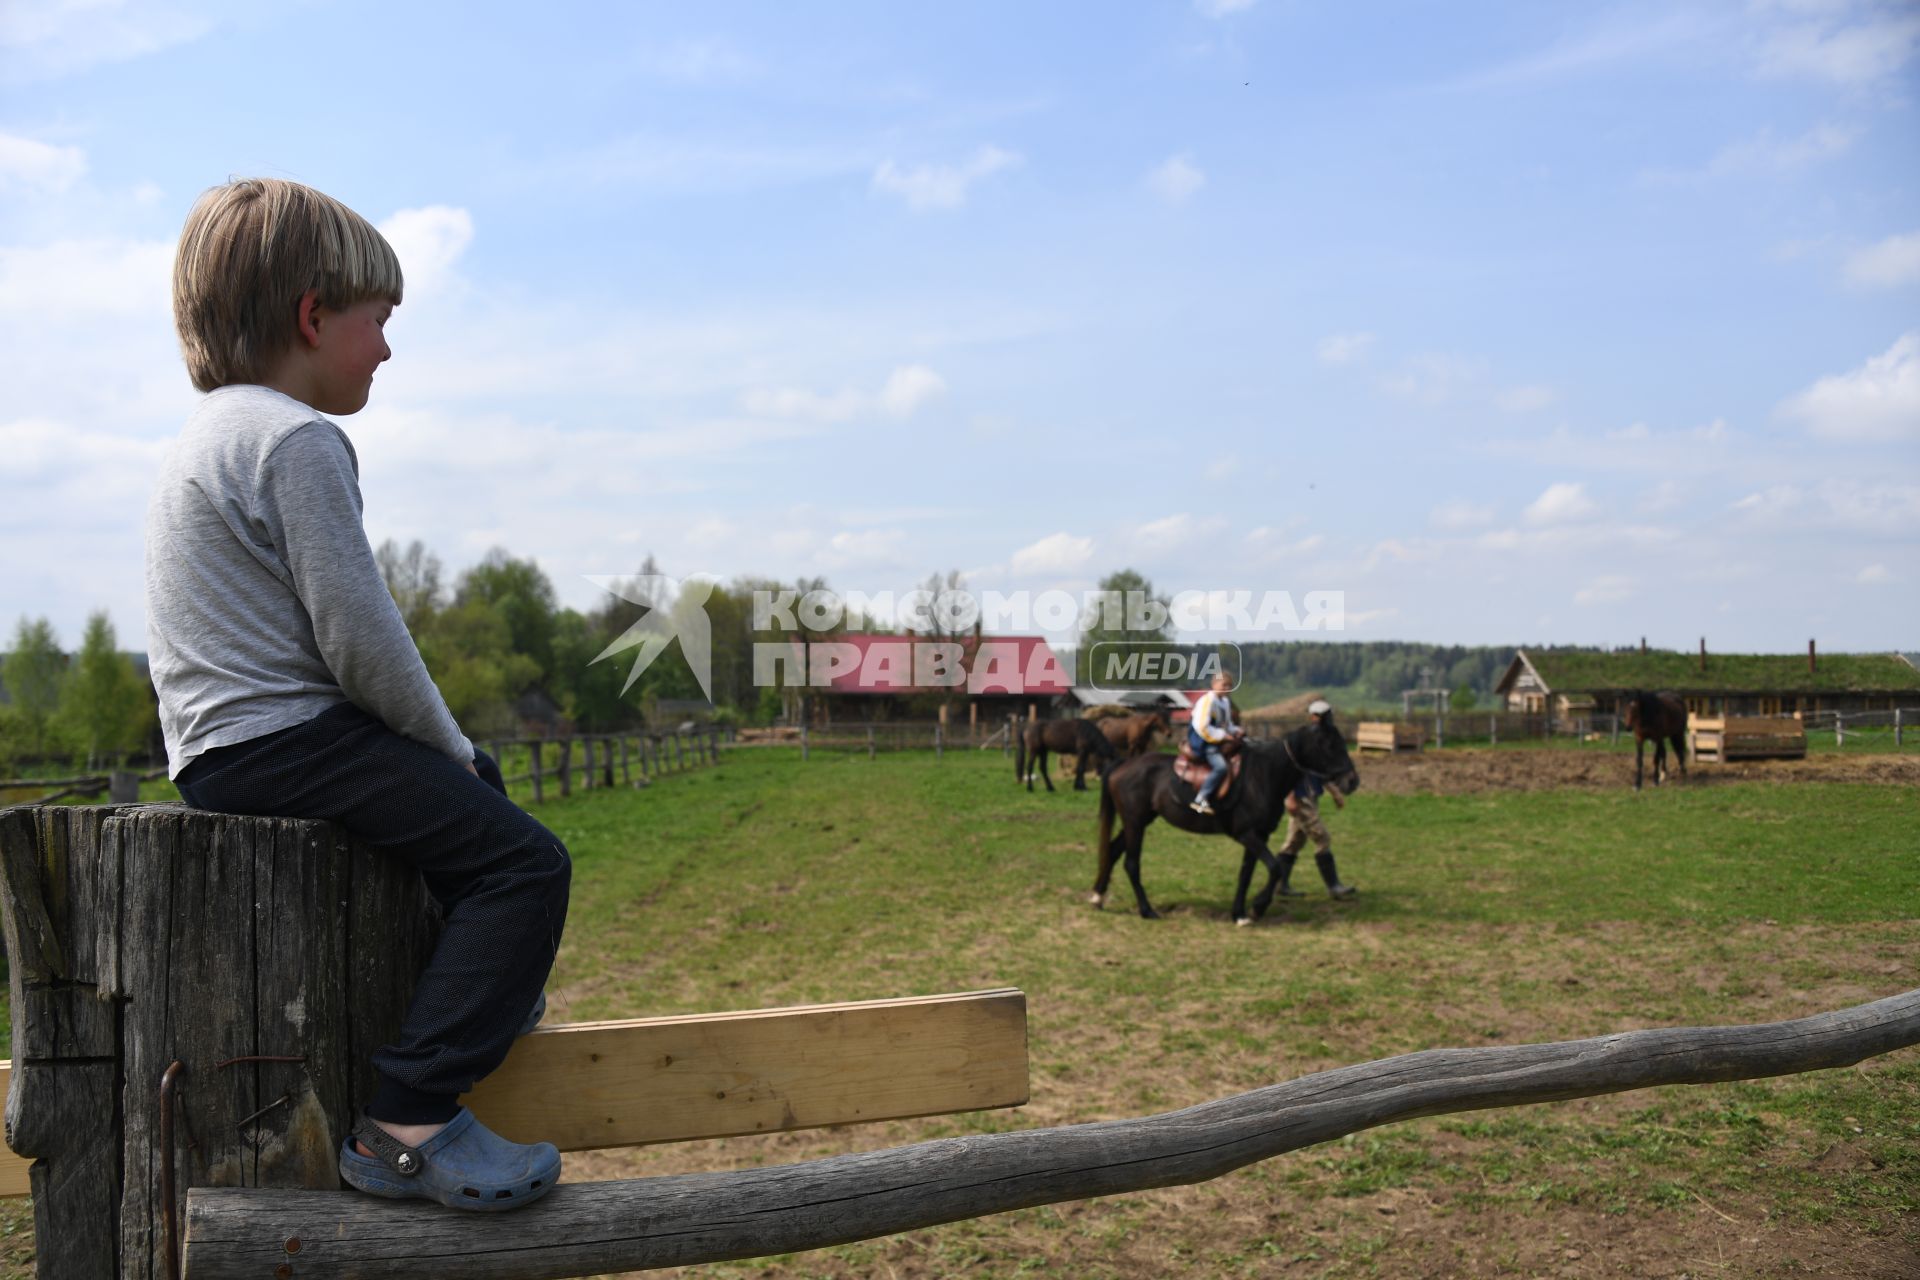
[1190,729,1229,801]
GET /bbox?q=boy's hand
[465,761,478,777]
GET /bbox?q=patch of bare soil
[1357,748,1920,796]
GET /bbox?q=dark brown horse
[1623,690,1689,790]
[1018,717,1119,792]
[1092,718,1361,924]
[1095,709,1171,759]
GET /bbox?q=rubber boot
[1274,852,1307,897]
[1316,850,1356,900]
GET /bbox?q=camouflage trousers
[1280,793,1332,855]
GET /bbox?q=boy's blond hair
[172,178,404,392]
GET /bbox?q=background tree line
[2,554,1541,770]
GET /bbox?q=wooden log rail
[183,989,1920,1280]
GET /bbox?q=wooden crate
[1689,715,1807,762]
[1356,721,1424,752]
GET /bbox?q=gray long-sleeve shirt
[145,384,472,778]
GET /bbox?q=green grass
[2,747,1914,1277]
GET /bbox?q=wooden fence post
[620,736,631,786]
[109,770,140,803]
[558,739,573,798]
[935,723,944,761]
[673,733,685,771]
[1897,708,1904,747]
[582,739,596,791]
[867,726,875,761]
[530,740,545,804]
[0,804,438,1280]
[800,724,810,762]
[1490,714,1497,747]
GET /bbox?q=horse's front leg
[1671,732,1688,781]
[1072,754,1089,791]
[1040,750,1056,793]
[1243,836,1283,923]
[1634,739,1644,791]
[1122,821,1159,919]
[1653,739,1665,787]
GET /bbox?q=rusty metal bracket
[157,1061,189,1280]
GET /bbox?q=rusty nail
[276,1266,293,1279]
[236,1093,293,1131]
[214,1054,307,1069]
[284,1235,302,1254]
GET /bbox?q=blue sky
[3,0,1916,656]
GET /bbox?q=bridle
[1281,727,1342,784]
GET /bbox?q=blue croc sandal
[340,1108,560,1211]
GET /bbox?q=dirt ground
[1353,747,1920,795]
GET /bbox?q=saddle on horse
[1174,737,1244,804]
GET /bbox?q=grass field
[2,746,1915,1278]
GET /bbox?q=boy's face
[308,297,394,415]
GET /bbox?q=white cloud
[1315,331,1376,365]
[1134,512,1227,546]
[871,145,1020,210]
[1778,333,1920,441]
[1755,9,1920,86]
[378,206,474,301]
[742,363,948,423]
[1573,574,1634,606]
[1194,0,1257,15]
[0,131,85,192]
[1495,384,1556,412]
[1856,563,1889,584]
[0,0,212,83]
[877,364,947,417]
[1732,484,1803,520]
[0,237,172,316]
[1523,482,1600,525]
[1704,124,1856,176]
[1011,532,1094,574]
[1147,153,1205,204]
[1844,230,1920,289]
[1429,500,1495,530]
[1380,353,1480,405]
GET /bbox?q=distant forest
[1233,641,1517,709]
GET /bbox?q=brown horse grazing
[1018,718,1118,792]
[1623,690,1689,791]
[1096,710,1171,759]
[1092,718,1361,924]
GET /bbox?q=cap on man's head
[1308,699,1332,716]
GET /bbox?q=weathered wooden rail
[183,989,1920,1279]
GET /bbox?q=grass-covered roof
[1515,648,1920,694]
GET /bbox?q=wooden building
[1494,646,1920,722]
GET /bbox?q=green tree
[374,538,445,630]
[455,550,560,688]
[416,598,542,737]
[3,616,67,759]
[1451,682,1479,712]
[1075,569,1173,686]
[56,612,153,767]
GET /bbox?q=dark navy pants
[177,703,571,1124]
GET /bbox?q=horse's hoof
[1234,916,1253,928]
[1087,892,1106,909]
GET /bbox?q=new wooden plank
[462,988,1029,1150]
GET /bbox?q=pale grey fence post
[109,770,140,803]
[867,726,875,761]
